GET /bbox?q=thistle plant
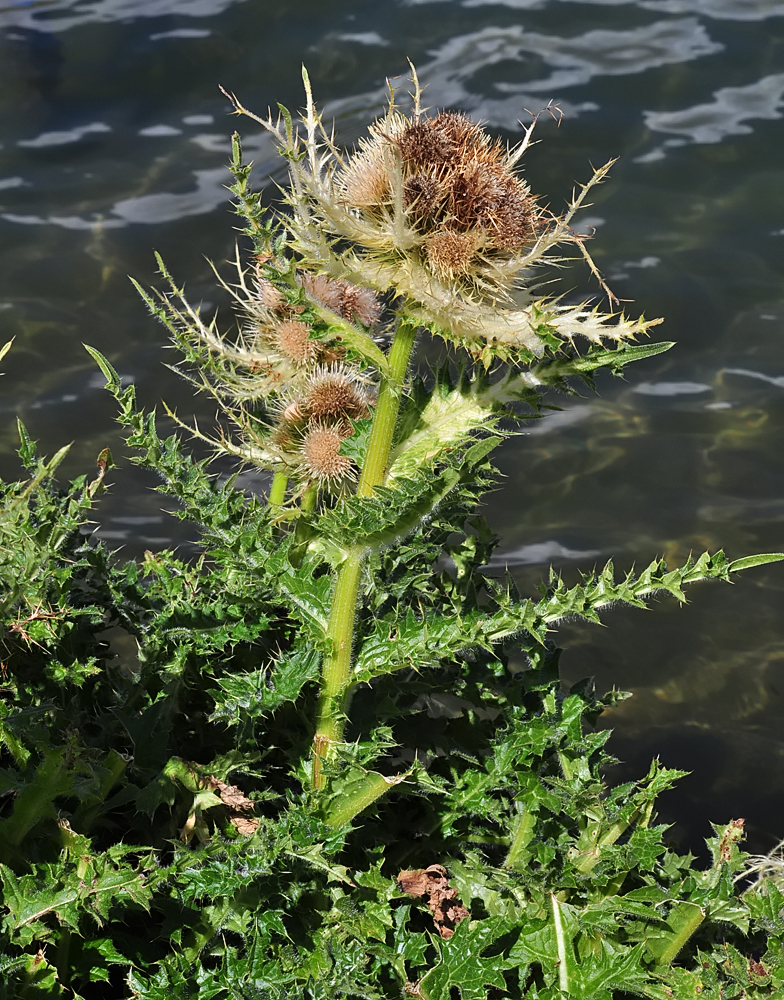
[2,69,784,999]
[139,69,666,788]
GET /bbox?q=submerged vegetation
[1,69,784,998]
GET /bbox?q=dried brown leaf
[396,863,469,939]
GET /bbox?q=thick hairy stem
[268,471,288,506]
[312,321,417,788]
[356,321,416,496]
[653,901,705,966]
[312,547,363,788]
[300,483,318,513]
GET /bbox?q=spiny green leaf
[728,552,784,572]
[415,917,512,1000]
[211,644,320,722]
[315,469,462,552]
[534,339,676,389]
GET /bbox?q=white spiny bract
[137,68,668,500]
[223,68,657,361]
[134,248,380,492]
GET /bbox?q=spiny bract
[223,68,659,357]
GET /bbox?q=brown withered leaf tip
[397,864,469,939]
[749,958,770,979]
[206,776,259,836]
[718,818,745,862]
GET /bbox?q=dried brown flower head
[233,70,653,354]
[301,423,354,483]
[395,112,484,171]
[425,229,478,279]
[430,110,484,147]
[340,147,391,207]
[403,174,443,219]
[303,366,370,420]
[329,100,545,293]
[396,120,455,167]
[490,181,540,250]
[273,320,319,365]
[302,274,381,327]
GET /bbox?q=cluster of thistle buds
[167,69,656,499]
[216,67,651,360]
[242,265,381,489]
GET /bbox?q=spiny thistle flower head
[365,109,541,256]
[300,421,355,484]
[142,245,380,496]
[274,364,370,426]
[257,360,371,487]
[301,364,370,420]
[256,278,286,311]
[301,274,381,328]
[152,71,664,499]
[272,319,320,366]
[224,67,658,361]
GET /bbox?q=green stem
[356,321,416,496]
[312,320,417,788]
[574,809,638,874]
[55,928,71,989]
[652,901,705,966]
[292,483,319,555]
[269,470,288,506]
[312,547,363,788]
[300,483,318,513]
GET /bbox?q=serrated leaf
[316,469,461,551]
[535,339,675,389]
[211,644,320,721]
[416,917,513,1000]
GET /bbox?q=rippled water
[1,0,783,852]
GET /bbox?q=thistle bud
[301,423,354,483]
[281,399,306,424]
[302,366,370,421]
[272,320,320,365]
[256,279,286,311]
[301,275,381,328]
[425,230,478,279]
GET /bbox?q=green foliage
[2,103,783,1000]
[1,370,782,999]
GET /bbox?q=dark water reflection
[1,0,783,853]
